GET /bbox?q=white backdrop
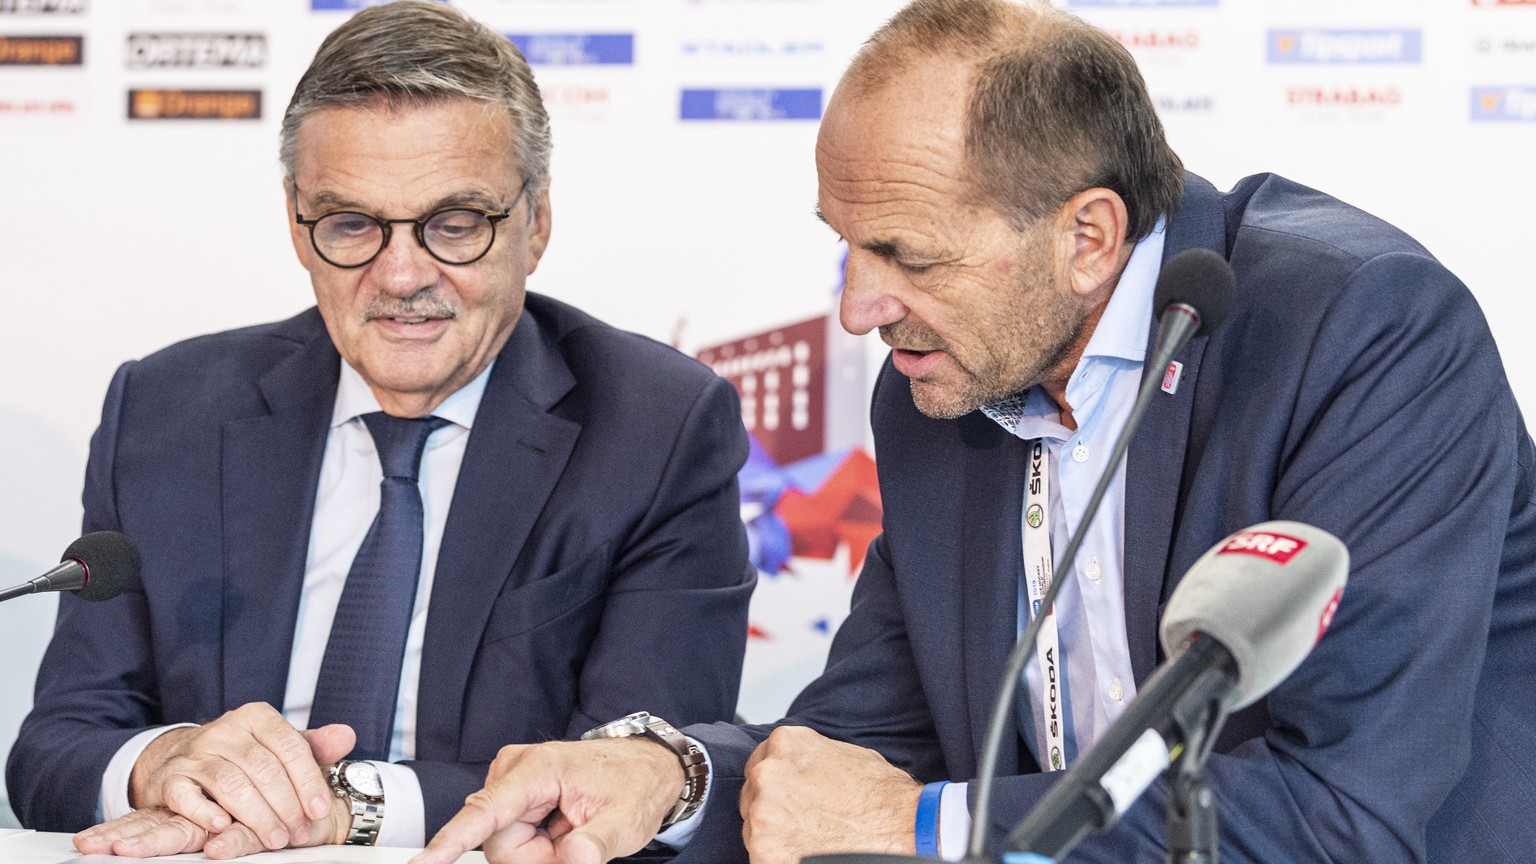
[2,0,1534,819]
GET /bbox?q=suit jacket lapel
[1122,174,1229,683]
[222,318,339,710]
[957,414,1032,775]
[415,311,579,760]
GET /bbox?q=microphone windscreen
[62,531,141,602]
[1153,248,1236,337]
[1159,521,1348,710]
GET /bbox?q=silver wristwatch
[582,712,708,828]
[328,760,385,846]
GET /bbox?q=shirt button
[1086,559,1102,581]
[1108,679,1125,702]
[1072,444,1090,463]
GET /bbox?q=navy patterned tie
[309,412,449,761]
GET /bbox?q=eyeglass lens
[312,209,498,266]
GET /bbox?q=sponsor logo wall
[0,2,1532,791]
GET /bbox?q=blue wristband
[914,781,947,858]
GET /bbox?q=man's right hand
[413,738,683,864]
[126,702,356,852]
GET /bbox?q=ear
[283,178,314,274]
[1056,187,1130,299]
[523,186,553,276]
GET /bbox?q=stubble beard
[903,266,1090,421]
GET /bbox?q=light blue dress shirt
[936,224,1167,859]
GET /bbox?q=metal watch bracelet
[582,712,709,828]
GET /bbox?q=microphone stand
[1163,679,1228,864]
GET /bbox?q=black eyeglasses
[293,180,528,269]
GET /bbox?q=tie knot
[361,412,450,481]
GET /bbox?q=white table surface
[0,830,487,863]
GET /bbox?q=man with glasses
[6,2,753,858]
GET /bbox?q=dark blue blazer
[682,174,1536,863]
[7,292,756,837]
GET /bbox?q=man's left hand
[741,726,923,864]
[73,726,355,859]
[72,800,350,860]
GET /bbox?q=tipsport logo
[1269,29,1422,64]
[1471,86,1536,121]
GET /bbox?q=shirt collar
[331,359,493,431]
[1077,219,1166,365]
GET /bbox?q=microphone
[1003,521,1349,862]
[964,247,1238,859]
[0,531,141,604]
[1146,247,1234,392]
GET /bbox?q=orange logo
[0,35,81,65]
[128,88,261,120]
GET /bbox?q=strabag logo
[1287,86,1402,107]
[128,88,260,119]
[1472,86,1536,121]
[127,33,266,69]
[1113,29,1200,51]
[1269,29,1422,64]
[506,33,633,66]
[680,88,820,121]
[0,34,80,65]
[0,0,86,12]
[1218,531,1308,565]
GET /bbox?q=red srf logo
[1218,531,1308,564]
[1317,586,1343,644]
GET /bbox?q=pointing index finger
[413,781,546,864]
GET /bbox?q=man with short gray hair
[6,1,754,857]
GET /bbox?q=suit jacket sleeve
[407,374,756,836]
[6,361,162,831]
[975,253,1525,862]
[673,362,949,864]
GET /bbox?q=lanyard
[1021,439,1066,772]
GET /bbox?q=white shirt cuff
[938,781,970,862]
[371,760,425,848]
[100,724,198,821]
[652,737,712,849]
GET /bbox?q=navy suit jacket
[7,292,756,837]
[680,174,1536,863]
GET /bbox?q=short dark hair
[850,0,1183,240]
[280,0,551,201]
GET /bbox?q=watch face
[342,762,384,798]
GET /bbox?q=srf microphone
[0,531,141,604]
[1004,521,1349,862]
